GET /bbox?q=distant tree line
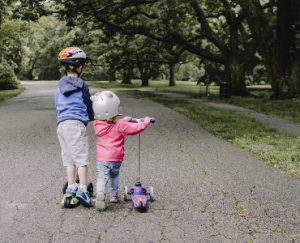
[1,0,299,98]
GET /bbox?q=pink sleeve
[93,121,102,136]
[118,120,148,136]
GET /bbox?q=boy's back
[55,75,93,125]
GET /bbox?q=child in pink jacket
[91,91,151,211]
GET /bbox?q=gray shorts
[57,120,89,167]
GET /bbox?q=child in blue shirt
[55,47,94,208]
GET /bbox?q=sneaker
[65,187,77,197]
[110,196,119,203]
[76,189,92,207]
[96,192,106,211]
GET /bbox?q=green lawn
[90,80,299,124]
[119,90,300,180]
[229,96,300,124]
[0,86,25,101]
[89,79,220,97]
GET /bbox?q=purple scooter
[123,118,155,212]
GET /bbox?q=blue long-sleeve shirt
[54,75,94,126]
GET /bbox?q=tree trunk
[168,63,176,86]
[262,45,284,98]
[284,0,300,96]
[263,0,300,98]
[27,68,34,80]
[108,68,116,82]
[222,18,247,97]
[121,67,132,84]
[27,58,37,80]
[141,76,149,87]
[139,66,150,87]
[224,59,247,96]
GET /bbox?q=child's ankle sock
[68,183,77,190]
[80,185,87,192]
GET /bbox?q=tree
[241,0,300,98]
[49,0,261,95]
[21,16,79,80]
[275,0,300,97]
[0,1,27,89]
[15,0,300,97]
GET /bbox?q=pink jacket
[93,119,148,162]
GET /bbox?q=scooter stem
[137,133,141,184]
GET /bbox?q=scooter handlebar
[130,118,155,123]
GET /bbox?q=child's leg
[76,164,92,207]
[77,165,87,190]
[57,121,77,196]
[96,162,110,211]
[63,120,89,186]
[109,162,122,198]
[61,121,91,207]
[96,162,110,194]
[66,165,76,185]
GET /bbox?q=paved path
[156,92,300,137]
[0,81,299,242]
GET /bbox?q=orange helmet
[58,47,87,67]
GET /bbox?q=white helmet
[90,91,120,120]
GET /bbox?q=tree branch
[87,0,225,64]
[164,32,226,64]
[90,0,159,14]
[189,0,229,56]
[119,11,157,23]
[262,0,277,9]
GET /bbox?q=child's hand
[123,116,132,121]
[144,117,152,124]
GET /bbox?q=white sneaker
[96,192,106,211]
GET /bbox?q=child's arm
[122,116,132,122]
[118,118,151,136]
[82,84,94,121]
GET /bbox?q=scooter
[123,118,155,212]
[62,174,94,208]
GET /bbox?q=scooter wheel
[149,186,155,202]
[137,203,147,213]
[123,186,130,201]
[62,182,68,194]
[64,196,72,208]
[64,196,79,208]
[87,183,93,196]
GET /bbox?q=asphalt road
[0,81,299,242]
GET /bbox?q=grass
[0,86,25,101]
[229,96,300,124]
[89,79,220,98]
[90,80,300,124]
[116,89,300,180]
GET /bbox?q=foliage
[176,61,204,81]
[9,0,300,97]
[0,59,19,89]
[0,2,28,89]
[21,16,78,80]
[48,0,272,95]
